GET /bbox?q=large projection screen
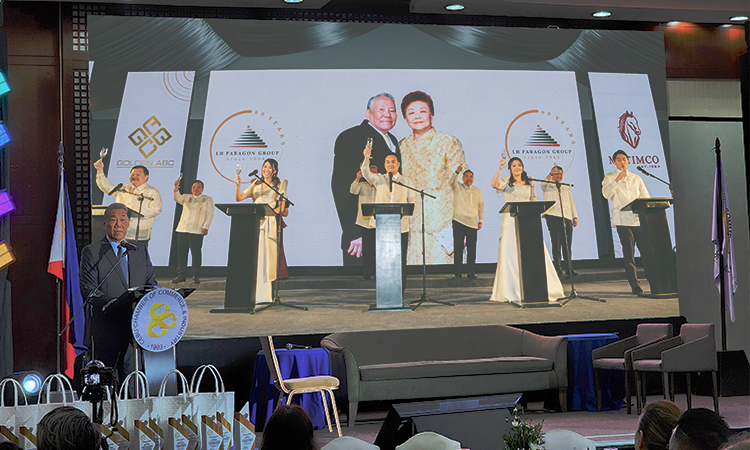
[89,18,671,269]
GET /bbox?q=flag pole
[714,138,727,351]
[56,144,64,375]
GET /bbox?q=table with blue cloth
[563,333,625,411]
[249,348,332,431]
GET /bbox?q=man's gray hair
[367,93,396,110]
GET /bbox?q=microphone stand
[637,167,673,197]
[389,179,450,310]
[529,177,605,306]
[248,174,307,314]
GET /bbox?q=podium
[91,205,143,243]
[362,203,414,312]
[500,201,560,308]
[211,203,275,313]
[621,198,678,298]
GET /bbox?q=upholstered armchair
[631,323,718,414]
[591,323,673,414]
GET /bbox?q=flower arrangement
[502,408,546,450]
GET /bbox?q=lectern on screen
[499,201,559,308]
[212,203,275,312]
[361,203,414,312]
[621,198,677,297]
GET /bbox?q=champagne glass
[236,164,242,176]
[366,137,373,159]
[177,172,183,183]
[99,147,108,161]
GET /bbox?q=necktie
[118,246,129,285]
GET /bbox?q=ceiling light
[284,0,303,3]
[729,16,748,21]
[667,21,682,26]
[592,11,611,18]
[445,4,465,11]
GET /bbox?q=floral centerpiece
[502,408,546,450]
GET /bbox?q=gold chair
[259,336,342,436]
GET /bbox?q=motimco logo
[209,109,286,183]
[618,111,641,149]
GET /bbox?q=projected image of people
[399,91,468,265]
[490,156,563,303]
[332,93,401,267]
[234,158,288,303]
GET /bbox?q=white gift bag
[114,371,153,444]
[152,369,192,435]
[0,378,37,449]
[37,374,91,421]
[191,365,234,450]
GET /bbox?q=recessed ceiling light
[284,0,303,3]
[667,21,682,26]
[592,11,611,18]
[729,16,748,21]
[445,4,465,11]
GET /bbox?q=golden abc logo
[128,115,172,158]
[147,302,177,338]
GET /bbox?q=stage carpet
[176,272,679,340]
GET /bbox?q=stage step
[161,268,640,292]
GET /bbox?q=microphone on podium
[119,240,138,251]
[636,166,651,177]
[108,183,123,196]
[248,169,259,177]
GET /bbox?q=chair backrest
[259,336,287,393]
[321,436,379,450]
[395,432,461,450]
[679,323,714,344]
[636,323,673,345]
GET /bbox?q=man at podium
[79,203,157,381]
[361,148,416,289]
[602,150,650,294]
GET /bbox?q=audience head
[37,406,102,450]
[634,400,682,450]
[260,405,316,450]
[0,443,21,450]
[670,408,731,450]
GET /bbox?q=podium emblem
[132,288,188,352]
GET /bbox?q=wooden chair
[631,323,719,414]
[259,336,342,436]
[591,323,673,414]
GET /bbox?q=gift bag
[0,378,38,449]
[152,369,192,436]
[37,374,92,421]
[233,403,256,450]
[114,371,153,447]
[190,364,234,449]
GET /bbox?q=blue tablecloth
[563,333,625,411]
[249,348,332,431]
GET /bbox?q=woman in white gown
[234,158,288,303]
[489,157,564,303]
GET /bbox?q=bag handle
[40,374,76,404]
[190,364,225,393]
[119,370,150,399]
[158,369,191,399]
[0,378,28,407]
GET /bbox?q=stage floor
[179,273,679,340]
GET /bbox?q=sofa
[320,324,568,426]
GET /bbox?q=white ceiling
[22,0,750,25]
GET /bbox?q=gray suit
[79,238,156,379]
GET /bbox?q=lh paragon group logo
[209,109,286,183]
[505,109,579,174]
[128,115,172,158]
